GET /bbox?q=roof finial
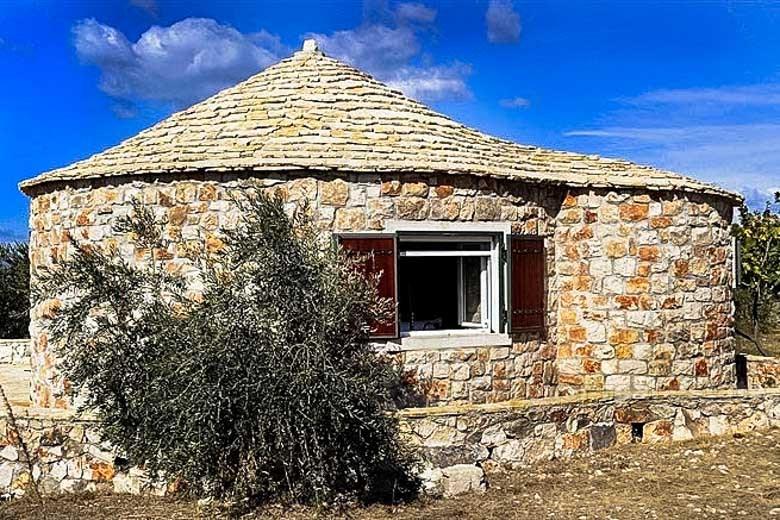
[302,39,319,53]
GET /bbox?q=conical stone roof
[21,41,739,201]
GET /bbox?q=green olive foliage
[35,192,418,505]
[733,193,780,352]
[0,242,30,339]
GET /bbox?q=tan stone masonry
[28,173,561,408]
[26,169,738,409]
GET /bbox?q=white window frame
[397,233,501,337]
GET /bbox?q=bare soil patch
[3,428,779,519]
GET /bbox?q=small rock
[440,464,486,497]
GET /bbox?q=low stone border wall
[739,354,780,389]
[401,388,780,496]
[1,388,778,498]
[0,339,30,365]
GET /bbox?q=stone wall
[2,388,777,498]
[403,388,780,495]
[26,172,738,409]
[27,172,562,408]
[742,355,780,389]
[0,339,30,366]
[391,332,556,406]
[553,190,735,394]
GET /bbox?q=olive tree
[35,192,418,505]
[733,192,780,353]
[0,242,30,339]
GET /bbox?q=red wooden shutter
[510,236,545,333]
[339,236,398,338]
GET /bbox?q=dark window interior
[399,256,459,331]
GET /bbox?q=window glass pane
[399,257,458,331]
[396,235,494,333]
[462,257,482,324]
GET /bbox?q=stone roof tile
[20,43,740,202]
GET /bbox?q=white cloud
[308,24,419,74]
[623,84,780,106]
[486,0,521,44]
[396,2,437,24]
[566,122,780,207]
[500,96,530,108]
[387,63,472,101]
[76,4,467,110]
[73,18,287,108]
[565,82,780,207]
[307,3,471,102]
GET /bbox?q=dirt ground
[2,428,779,519]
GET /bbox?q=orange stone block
[380,180,402,196]
[605,240,628,258]
[558,373,584,386]
[205,235,225,254]
[626,277,650,294]
[672,259,689,277]
[615,344,633,358]
[650,216,672,229]
[610,328,640,345]
[615,295,639,310]
[568,326,587,342]
[574,344,594,357]
[694,358,709,377]
[583,358,601,373]
[575,275,592,291]
[168,205,188,226]
[199,184,218,201]
[638,245,660,262]
[560,309,578,325]
[434,185,454,198]
[619,203,649,222]
[90,462,116,482]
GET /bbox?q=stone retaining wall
[1,389,778,498]
[0,339,31,365]
[742,355,780,389]
[403,388,780,496]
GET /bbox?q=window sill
[377,331,512,352]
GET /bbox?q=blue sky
[1,0,779,241]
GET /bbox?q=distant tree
[0,242,30,339]
[34,192,418,506]
[733,192,780,352]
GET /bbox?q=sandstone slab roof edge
[20,45,742,203]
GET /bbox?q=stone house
[21,40,741,409]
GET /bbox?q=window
[339,231,545,341]
[397,235,498,334]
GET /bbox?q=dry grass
[3,429,779,519]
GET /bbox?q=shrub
[0,242,30,339]
[36,192,418,505]
[733,193,780,353]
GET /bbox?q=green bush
[0,242,30,339]
[36,192,418,505]
[733,193,780,354]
